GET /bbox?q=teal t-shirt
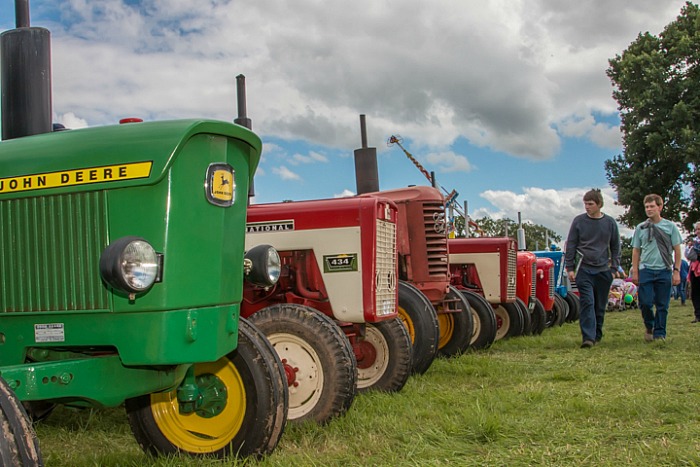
[631,218,682,270]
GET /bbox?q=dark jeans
[673,280,687,304]
[690,272,700,320]
[576,268,613,343]
[638,268,672,338]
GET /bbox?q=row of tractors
[0,5,581,465]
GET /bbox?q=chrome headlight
[100,236,160,296]
[244,244,281,287]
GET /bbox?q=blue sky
[0,0,692,240]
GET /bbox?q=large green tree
[606,1,700,231]
[454,216,561,251]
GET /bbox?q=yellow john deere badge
[205,163,235,207]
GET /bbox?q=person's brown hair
[643,193,663,207]
[583,188,603,207]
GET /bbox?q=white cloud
[476,186,634,242]
[55,112,88,129]
[334,189,355,198]
[290,151,328,165]
[272,166,301,181]
[426,151,473,173]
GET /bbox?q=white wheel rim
[494,306,510,340]
[268,332,323,419]
[357,324,390,389]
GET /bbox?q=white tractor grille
[375,219,397,316]
[548,266,555,298]
[530,262,537,298]
[507,248,517,301]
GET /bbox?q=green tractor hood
[0,119,262,199]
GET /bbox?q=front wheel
[460,289,497,350]
[125,318,288,459]
[564,293,580,322]
[554,294,569,326]
[437,286,474,357]
[356,318,412,393]
[531,298,547,335]
[493,302,524,340]
[249,304,357,424]
[397,281,439,375]
[0,377,43,466]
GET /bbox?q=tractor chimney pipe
[233,74,254,200]
[1,0,52,140]
[354,114,379,194]
[16,0,30,27]
[360,114,368,149]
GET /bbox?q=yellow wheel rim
[150,357,246,454]
[397,306,416,344]
[437,312,454,350]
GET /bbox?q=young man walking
[630,194,682,342]
[565,189,621,348]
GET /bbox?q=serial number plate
[35,323,65,343]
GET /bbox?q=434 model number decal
[323,253,358,273]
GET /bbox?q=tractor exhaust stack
[354,114,379,194]
[1,0,53,140]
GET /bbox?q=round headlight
[100,236,159,295]
[244,244,281,287]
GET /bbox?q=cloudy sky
[0,0,692,241]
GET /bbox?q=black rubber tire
[564,292,580,322]
[460,289,497,350]
[493,302,524,339]
[397,281,439,375]
[356,318,412,393]
[124,318,288,459]
[554,294,569,326]
[530,298,547,335]
[0,377,43,467]
[519,299,533,336]
[437,286,474,357]
[249,304,357,424]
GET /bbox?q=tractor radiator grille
[507,248,517,301]
[423,202,448,277]
[548,267,555,299]
[0,192,110,313]
[530,262,537,298]
[375,219,397,316]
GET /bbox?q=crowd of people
[565,190,700,348]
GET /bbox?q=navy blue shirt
[565,213,621,273]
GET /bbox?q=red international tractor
[242,195,412,424]
[447,237,520,344]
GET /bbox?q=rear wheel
[0,377,43,467]
[249,304,357,424]
[356,318,412,393]
[554,294,569,326]
[493,302,524,339]
[437,286,474,357]
[125,318,288,459]
[398,281,439,375]
[564,293,580,322]
[460,289,497,350]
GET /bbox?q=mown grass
[35,300,700,466]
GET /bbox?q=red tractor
[535,256,564,328]
[243,195,412,424]
[447,237,520,344]
[353,119,473,373]
[365,185,474,371]
[516,250,546,335]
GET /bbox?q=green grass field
[34,300,700,466]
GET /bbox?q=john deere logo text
[0,162,153,194]
[205,163,235,207]
[211,169,234,202]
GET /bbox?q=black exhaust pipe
[1,0,53,140]
[234,74,255,200]
[354,114,379,194]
